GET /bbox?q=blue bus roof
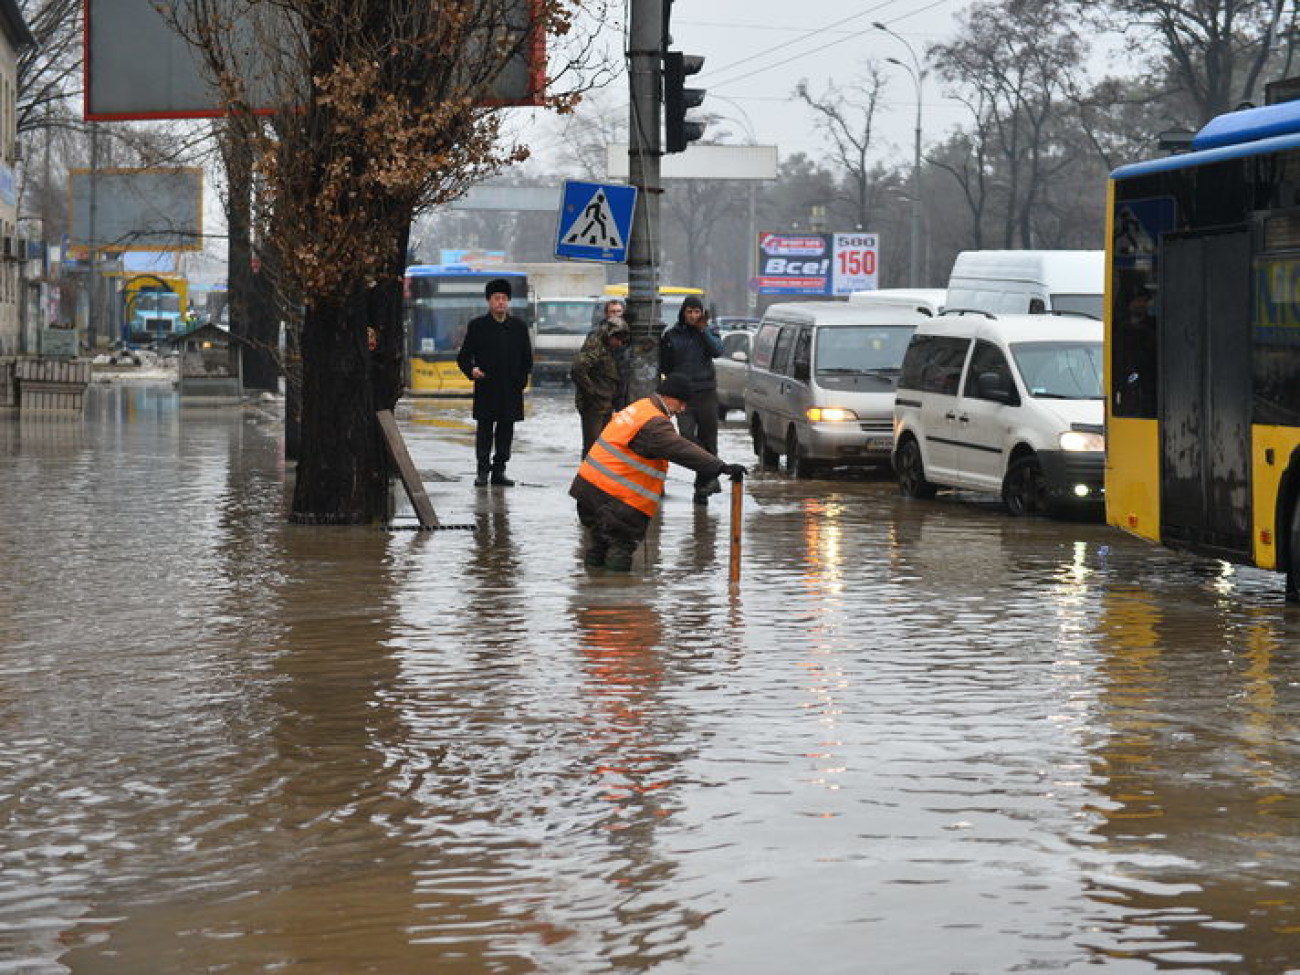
[1112,99,1300,180]
[405,264,527,277]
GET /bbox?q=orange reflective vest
[576,398,670,517]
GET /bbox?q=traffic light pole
[626,0,663,398]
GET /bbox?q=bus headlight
[807,407,859,423]
[1059,430,1105,452]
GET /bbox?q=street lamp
[874,22,925,288]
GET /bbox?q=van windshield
[1050,293,1103,320]
[535,300,596,335]
[1011,341,1104,399]
[814,325,915,376]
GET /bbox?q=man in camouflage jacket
[570,316,631,458]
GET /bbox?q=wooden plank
[376,410,439,529]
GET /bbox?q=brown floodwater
[2,382,1299,973]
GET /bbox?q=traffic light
[663,51,706,153]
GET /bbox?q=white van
[745,301,929,476]
[531,295,602,383]
[848,287,946,317]
[945,250,1103,320]
[891,312,1105,517]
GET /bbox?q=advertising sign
[70,168,204,251]
[756,232,880,296]
[86,0,545,119]
[832,232,879,294]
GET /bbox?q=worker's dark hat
[485,278,513,299]
[657,372,693,402]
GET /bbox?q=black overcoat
[456,312,533,421]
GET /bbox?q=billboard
[755,232,880,296]
[85,0,547,120]
[69,168,204,251]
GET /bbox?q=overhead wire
[703,0,954,93]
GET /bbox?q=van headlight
[806,407,859,423]
[1058,430,1104,452]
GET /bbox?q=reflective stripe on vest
[576,398,670,517]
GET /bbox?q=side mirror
[976,371,1015,404]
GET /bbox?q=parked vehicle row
[726,256,1105,519]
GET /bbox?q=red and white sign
[756,231,880,295]
[832,233,879,295]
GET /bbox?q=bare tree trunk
[291,290,391,524]
[222,124,281,393]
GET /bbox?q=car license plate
[866,436,893,452]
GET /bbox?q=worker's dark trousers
[577,501,641,571]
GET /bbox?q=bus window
[403,266,531,395]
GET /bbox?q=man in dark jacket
[658,295,724,504]
[570,372,746,571]
[457,278,533,486]
[570,316,631,458]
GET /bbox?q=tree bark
[222,123,281,393]
[290,291,391,525]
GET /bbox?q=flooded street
[3,382,1300,973]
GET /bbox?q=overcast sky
[514,0,1128,176]
[517,0,984,173]
[675,0,972,163]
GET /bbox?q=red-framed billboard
[84,0,548,121]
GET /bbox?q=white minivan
[745,301,929,476]
[848,287,947,317]
[945,250,1103,320]
[891,312,1105,516]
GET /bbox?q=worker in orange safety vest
[569,372,747,571]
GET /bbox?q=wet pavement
[3,382,1300,973]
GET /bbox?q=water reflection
[1082,582,1300,967]
[6,385,1300,972]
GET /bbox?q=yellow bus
[1106,96,1300,598]
[403,265,531,396]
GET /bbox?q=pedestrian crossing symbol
[555,180,637,263]
[564,189,623,248]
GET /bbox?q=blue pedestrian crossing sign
[555,180,637,263]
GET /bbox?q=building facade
[0,0,32,356]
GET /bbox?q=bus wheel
[1287,499,1300,602]
[1003,454,1051,517]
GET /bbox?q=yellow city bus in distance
[1106,97,1300,599]
[404,266,531,396]
[601,284,705,327]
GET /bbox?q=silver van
[744,301,928,476]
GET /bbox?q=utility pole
[626,0,663,397]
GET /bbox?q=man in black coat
[457,278,534,487]
[658,294,724,504]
